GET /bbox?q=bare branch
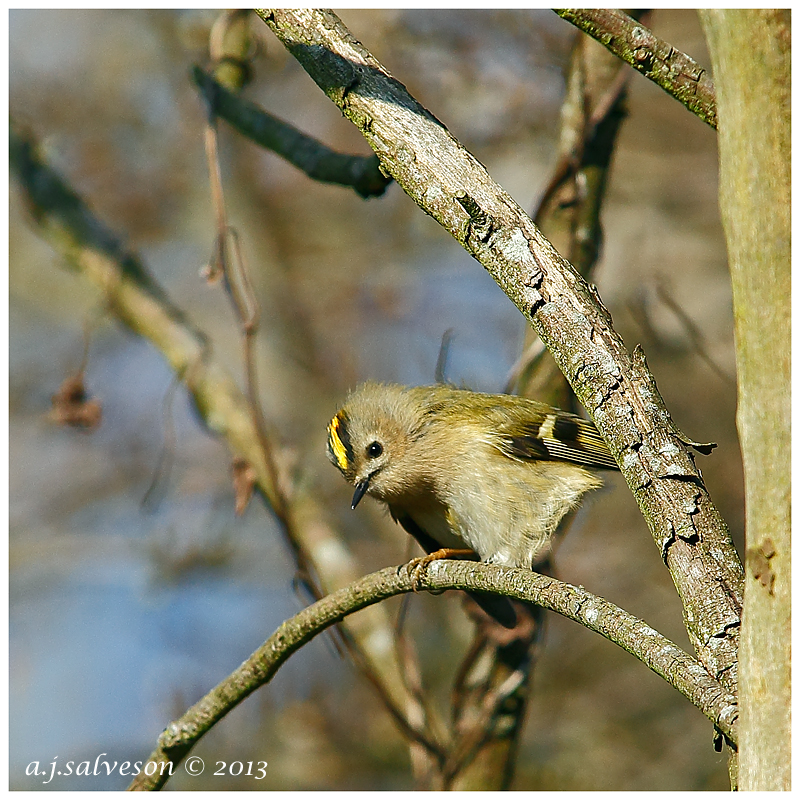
[554,9,718,129]
[127,560,739,790]
[192,66,392,198]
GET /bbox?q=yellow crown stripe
[328,414,350,471]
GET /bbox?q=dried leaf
[50,373,102,430]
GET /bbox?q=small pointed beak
[351,478,371,509]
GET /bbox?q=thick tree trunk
[700,10,791,791]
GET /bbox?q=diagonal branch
[255,7,742,697]
[192,65,391,198]
[127,559,739,790]
[554,9,718,129]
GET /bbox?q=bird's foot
[406,548,477,591]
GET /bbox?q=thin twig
[443,665,528,787]
[200,16,455,753]
[655,278,736,386]
[140,374,179,511]
[200,73,323,599]
[332,621,447,761]
[503,337,546,394]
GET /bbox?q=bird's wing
[494,407,619,471]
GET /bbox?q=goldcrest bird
[326,382,618,626]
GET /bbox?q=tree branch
[255,7,742,696]
[127,559,739,790]
[192,65,391,198]
[554,9,718,129]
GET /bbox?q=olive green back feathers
[326,382,618,627]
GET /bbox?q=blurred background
[9,9,741,790]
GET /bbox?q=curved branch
[127,560,738,790]
[554,9,718,129]
[192,65,392,198]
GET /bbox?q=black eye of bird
[366,441,383,458]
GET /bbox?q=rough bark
[554,8,717,128]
